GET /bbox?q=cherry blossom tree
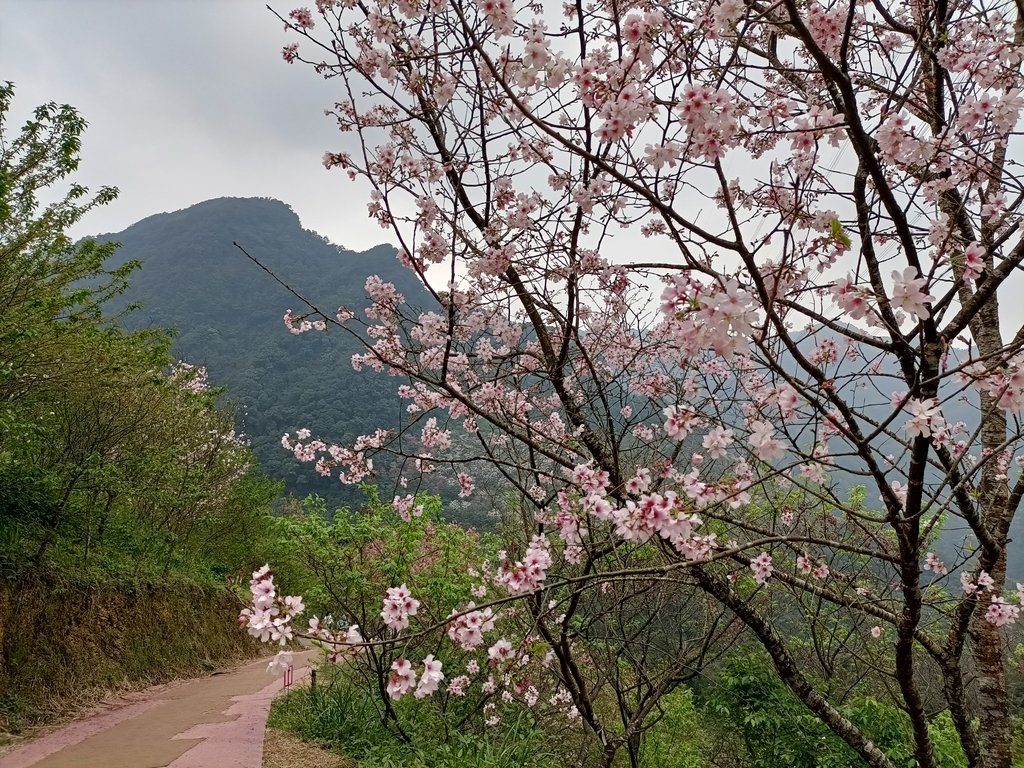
[248,0,1024,764]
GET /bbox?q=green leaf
[830,218,852,248]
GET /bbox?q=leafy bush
[704,652,969,768]
[269,665,562,768]
[639,687,709,768]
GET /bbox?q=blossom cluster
[381,583,420,631]
[168,361,210,393]
[957,355,1024,414]
[307,616,364,662]
[283,309,327,335]
[495,536,552,594]
[386,655,444,699]
[238,566,305,673]
[955,570,1024,627]
[447,603,497,650]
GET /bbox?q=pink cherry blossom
[748,420,784,463]
[986,596,1020,627]
[288,7,315,29]
[267,650,294,675]
[663,405,699,440]
[702,426,734,460]
[963,242,985,281]
[387,659,417,699]
[381,584,420,631]
[488,639,514,664]
[750,552,773,585]
[415,655,444,698]
[832,275,872,320]
[904,398,946,440]
[924,552,948,576]
[890,267,934,320]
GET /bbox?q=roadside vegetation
[0,82,282,735]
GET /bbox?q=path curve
[0,653,312,768]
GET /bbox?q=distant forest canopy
[96,197,492,527]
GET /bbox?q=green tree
[0,83,280,583]
[0,81,134,405]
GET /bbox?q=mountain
[97,197,448,515]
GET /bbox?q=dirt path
[0,652,313,768]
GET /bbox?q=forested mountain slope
[99,197,433,510]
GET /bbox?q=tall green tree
[0,82,279,582]
[0,81,134,405]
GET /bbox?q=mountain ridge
[96,196,440,513]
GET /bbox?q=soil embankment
[0,574,258,737]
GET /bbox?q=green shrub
[269,666,561,768]
[704,651,969,768]
[640,687,709,768]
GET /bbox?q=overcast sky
[2,0,383,251]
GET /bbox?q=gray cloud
[1,0,381,250]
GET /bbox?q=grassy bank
[0,572,258,736]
